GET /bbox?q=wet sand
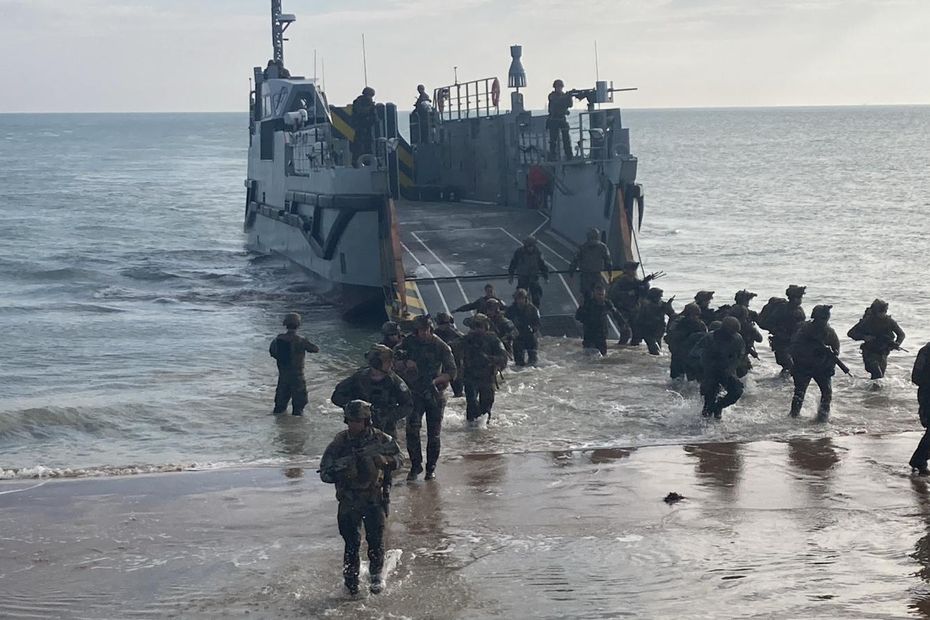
[3,432,930,619]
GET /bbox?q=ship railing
[287,123,337,174]
[575,110,630,161]
[433,77,501,122]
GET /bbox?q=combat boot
[910,459,930,476]
[424,468,436,481]
[370,574,383,594]
[406,464,423,481]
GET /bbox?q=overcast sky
[1,0,928,112]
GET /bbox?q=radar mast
[271,0,296,64]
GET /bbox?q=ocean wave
[0,457,309,481]
[119,266,181,281]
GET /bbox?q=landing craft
[245,1,645,334]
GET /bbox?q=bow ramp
[397,200,595,337]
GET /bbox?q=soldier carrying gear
[569,228,612,300]
[460,313,509,423]
[574,283,624,356]
[454,283,505,316]
[665,302,707,380]
[728,304,763,370]
[700,316,746,419]
[319,399,403,595]
[547,79,574,160]
[269,312,320,416]
[847,298,906,379]
[609,260,651,345]
[433,312,465,397]
[788,304,840,422]
[632,286,675,355]
[693,291,717,326]
[506,288,542,366]
[479,298,517,359]
[908,342,930,475]
[395,314,456,481]
[508,237,549,309]
[760,285,807,376]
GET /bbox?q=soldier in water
[506,288,542,366]
[269,312,320,416]
[759,285,807,376]
[575,283,624,356]
[632,287,675,355]
[569,228,611,300]
[788,304,840,422]
[394,315,456,481]
[508,237,549,309]
[700,316,746,419]
[665,303,707,380]
[319,400,403,595]
[434,313,465,397]
[847,298,906,379]
[459,314,509,423]
[909,342,930,475]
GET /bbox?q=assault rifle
[824,345,851,376]
[317,442,393,476]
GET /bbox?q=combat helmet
[344,399,373,422]
[362,86,375,97]
[367,344,394,371]
[734,289,757,304]
[485,298,502,313]
[695,290,715,303]
[381,321,400,336]
[435,312,454,325]
[470,313,491,330]
[523,237,537,247]
[683,302,701,317]
[786,285,806,299]
[513,288,529,300]
[721,316,741,334]
[811,304,832,320]
[622,260,640,272]
[646,287,663,300]
[586,227,600,242]
[870,298,889,313]
[412,314,435,331]
[283,312,301,329]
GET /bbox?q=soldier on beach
[759,285,807,376]
[700,316,746,419]
[631,287,674,355]
[459,314,509,423]
[395,315,456,481]
[269,312,320,416]
[508,237,549,309]
[331,345,412,514]
[909,342,930,475]
[665,303,707,379]
[788,304,840,422]
[569,228,611,300]
[847,299,906,379]
[319,400,403,595]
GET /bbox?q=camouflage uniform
[434,315,465,397]
[459,317,509,421]
[789,306,839,420]
[665,305,707,379]
[632,288,674,355]
[508,241,549,309]
[847,300,906,379]
[505,296,542,366]
[454,292,505,316]
[395,331,456,477]
[269,327,320,415]
[700,318,746,418]
[319,406,402,594]
[331,369,413,439]
[762,286,807,374]
[570,233,612,299]
[575,294,623,356]
[485,302,517,359]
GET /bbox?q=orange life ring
[491,78,500,108]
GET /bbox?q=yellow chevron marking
[399,171,414,188]
[332,113,355,142]
[397,146,414,169]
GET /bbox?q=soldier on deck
[508,237,549,309]
[847,298,906,379]
[665,303,707,380]
[700,316,746,419]
[331,345,412,515]
[569,228,612,300]
[414,84,431,108]
[506,288,542,366]
[574,283,624,356]
[788,304,840,422]
[454,283,505,316]
[632,287,675,355]
[459,314,509,423]
[395,315,456,481]
[350,87,377,166]
[319,400,403,595]
[434,313,465,397]
[269,312,320,416]
[547,79,574,160]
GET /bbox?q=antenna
[361,34,369,86]
[314,49,317,82]
[594,40,600,82]
[454,66,458,84]
[321,58,326,92]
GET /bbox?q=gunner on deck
[547,79,575,161]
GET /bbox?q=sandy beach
[2,431,930,619]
